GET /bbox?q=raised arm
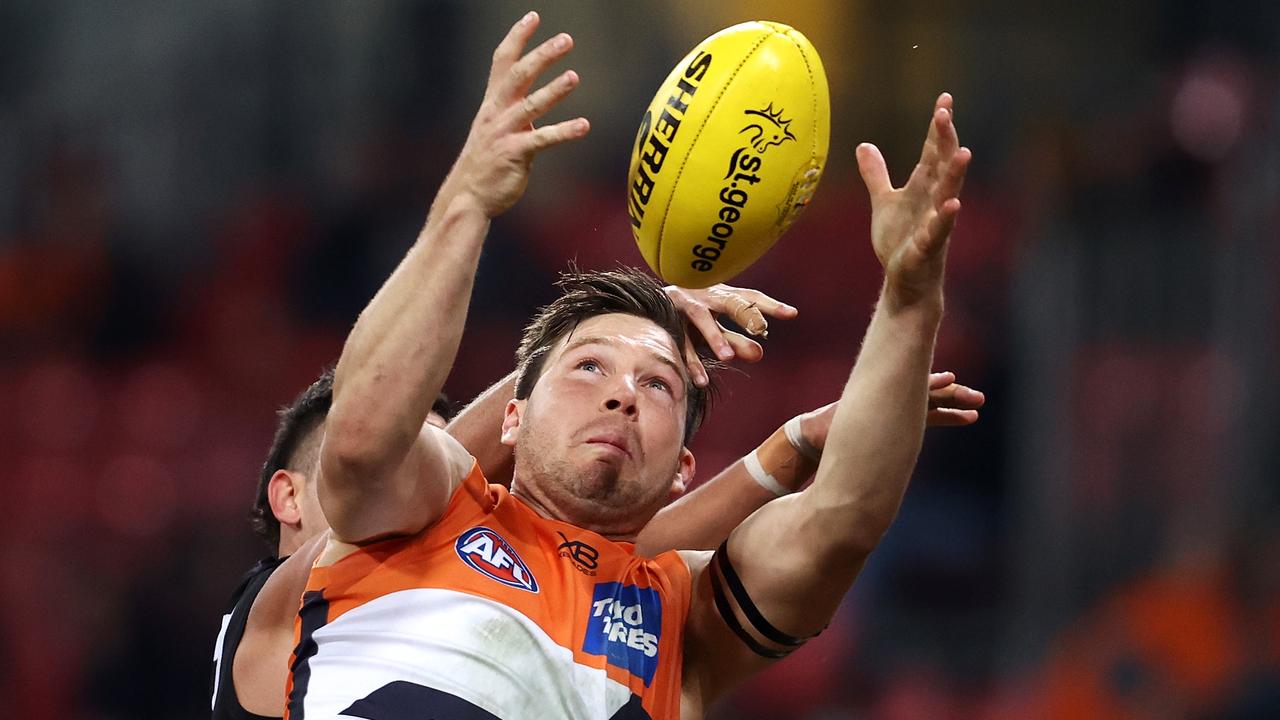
[638,372,981,555]
[319,13,590,542]
[683,93,972,704]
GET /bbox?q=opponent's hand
[663,284,798,387]
[856,93,971,307]
[925,371,985,427]
[450,12,590,218]
[794,371,984,449]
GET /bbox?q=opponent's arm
[445,372,518,485]
[636,407,822,555]
[638,372,982,555]
[232,533,329,716]
[683,93,972,702]
[319,13,589,542]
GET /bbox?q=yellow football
[627,21,830,288]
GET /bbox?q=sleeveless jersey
[212,555,287,720]
[284,463,692,720]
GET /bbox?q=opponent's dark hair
[514,267,717,446]
[250,368,455,551]
[250,369,334,550]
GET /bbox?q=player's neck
[509,476,644,543]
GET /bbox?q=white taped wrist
[744,449,791,497]
[784,416,823,462]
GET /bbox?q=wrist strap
[744,449,791,497]
[783,416,822,462]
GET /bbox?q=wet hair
[513,267,717,446]
[250,368,455,551]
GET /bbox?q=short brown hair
[514,267,716,445]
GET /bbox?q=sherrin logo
[454,527,538,593]
[627,50,713,236]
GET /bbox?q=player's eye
[646,377,671,393]
[576,359,601,373]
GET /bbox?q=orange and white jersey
[284,463,691,720]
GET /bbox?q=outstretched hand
[449,12,591,218]
[663,284,798,387]
[856,93,971,306]
[796,370,985,447]
[924,371,985,427]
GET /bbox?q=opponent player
[213,320,984,718]
[210,373,454,720]
[284,12,973,719]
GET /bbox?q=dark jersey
[211,556,287,720]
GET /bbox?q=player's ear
[669,447,695,500]
[268,469,303,528]
[500,399,526,447]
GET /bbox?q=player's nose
[601,376,638,417]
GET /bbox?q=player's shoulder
[224,556,286,613]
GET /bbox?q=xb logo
[557,531,599,574]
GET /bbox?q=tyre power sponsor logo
[455,527,539,593]
[581,582,663,686]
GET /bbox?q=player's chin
[573,460,624,500]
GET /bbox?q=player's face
[504,313,694,535]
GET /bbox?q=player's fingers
[509,69,579,126]
[708,288,770,337]
[928,382,987,411]
[722,328,764,363]
[523,117,591,153]
[926,408,980,427]
[682,337,710,388]
[915,107,944,175]
[683,301,735,361]
[924,197,961,248]
[934,98,959,161]
[934,146,972,206]
[490,12,540,83]
[856,143,892,199]
[731,287,799,320]
[499,32,573,104]
[928,371,957,391]
[951,383,987,410]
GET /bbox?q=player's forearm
[324,191,490,482]
[638,424,816,555]
[803,289,942,552]
[445,371,517,485]
[638,461,772,555]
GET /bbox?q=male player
[213,319,984,718]
[284,11,973,719]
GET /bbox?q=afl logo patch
[455,527,539,593]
